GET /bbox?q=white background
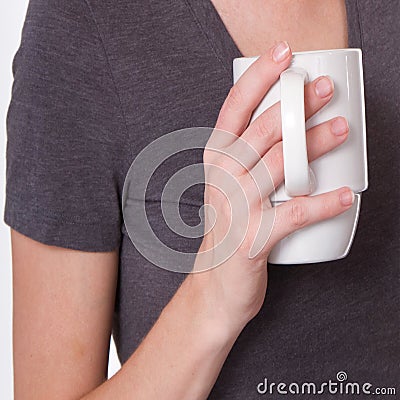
[0,2,121,398]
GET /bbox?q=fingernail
[331,117,349,136]
[272,41,290,63]
[340,189,355,206]
[315,76,334,98]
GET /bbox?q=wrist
[180,272,245,348]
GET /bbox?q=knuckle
[254,114,273,139]
[268,143,284,171]
[217,156,232,173]
[289,200,309,228]
[206,154,235,180]
[225,84,244,111]
[313,130,329,153]
[320,197,335,218]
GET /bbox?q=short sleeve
[4,0,125,252]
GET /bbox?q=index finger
[215,41,293,137]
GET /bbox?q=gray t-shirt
[5,0,399,398]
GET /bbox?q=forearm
[82,273,241,400]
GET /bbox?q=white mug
[233,49,368,264]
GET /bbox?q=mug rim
[234,48,361,62]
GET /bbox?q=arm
[11,230,237,400]
[12,229,118,398]
[13,42,354,400]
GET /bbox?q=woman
[5,0,399,398]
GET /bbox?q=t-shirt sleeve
[4,0,125,252]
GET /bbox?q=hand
[189,41,354,338]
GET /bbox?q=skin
[12,2,352,399]
[211,0,348,56]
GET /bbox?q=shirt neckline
[185,0,362,74]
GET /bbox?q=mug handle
[280,67,313,197]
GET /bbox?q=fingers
[214,42,292,139]
[235,76,334,168]
[304,76,335,119]
[306,116,349,160]
[266,187,355,250]
[246,116,349,198]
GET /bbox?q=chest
[210,0,348,56]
